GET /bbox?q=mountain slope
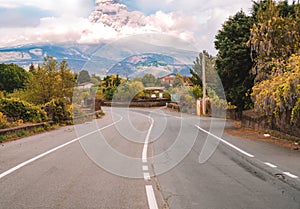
[107,53,192,78]
[0,44,89,70]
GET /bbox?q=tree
[172,74,184,88]
[0,63,29,93]
[101,75,123,100]
[251,55,300,125]
[57,59,76,102]
[249,1,300,128]
[20,56,76,105]
[141,74,157,87]
[77,70,91,84]
[249,0,300,82]
[215,11,254,110]
[190,51,222,98]
[113,81,144,101]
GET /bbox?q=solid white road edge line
[195,125,255,158]
[146,185,159,209]
[283,172,299,179]
[0,116,123,180]
[142,116,154,163]
[264,162,278,168]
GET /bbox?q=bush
[252,55,300,124]
[44,99,72,123]
[0,112,10,129]
[0,98,47,123]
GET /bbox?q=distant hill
[0,44,96,71]
[0,41,197,78]
[108,53,192,78]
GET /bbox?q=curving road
[0,107,299,209]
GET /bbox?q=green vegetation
[77,70,91,84]
[0,98,47,122]
[215,0,300,128]
[141,74,160,87]
[189,51,226,112]
[252,55,300,124]
[0,63,29,93]
[14,57,76,105]
[0,56,77,131]
[249,0,300,124]
[0,123,58,143]
[215,11,254,111]
[113,81,144,101]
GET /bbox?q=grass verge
[0,124,59,143]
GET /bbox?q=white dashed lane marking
[194,124,299,180]
[283,172,299,179]
[264,162,278,168]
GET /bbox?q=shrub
[252,55,300,124]
[44,99,72,123]
[0,98,47,123]
[0,112,10,129]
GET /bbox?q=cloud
[0,0,254,54]
[0,0,95,17]
[0,6,53,27]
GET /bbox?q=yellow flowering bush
[0,111,10,129]
[252,55,300,124]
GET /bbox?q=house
[77,82,94,89]
[159,73,176,85]
[182,76,193,86]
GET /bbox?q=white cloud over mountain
[0,0,253,54]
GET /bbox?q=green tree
[101,75,123,100]
[20,56,76,105]
[190,51,222,98]
[57,60,76,102]
[215,11,254,110]
[77,70,91,84]
[113,81,144,101]
[0,63,29,93]
[172,74,184,88]
[190,85,203,99]
[141,74,157,87]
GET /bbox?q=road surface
[0,107,299,209]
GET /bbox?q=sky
[0,0,256,54]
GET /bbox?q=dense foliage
[214,0,300,127]
[252,55,300,124]
[249,0,300,124]
[13,57,76,105]
[0,63,29,93]
[113,81,144,101]
[101,75,122,100]
[249,0,300,83]
[0,98,47,123]
[141,74,160,87]
[215,11,254,110]
[77,70,91,84]
[44,99,72,123]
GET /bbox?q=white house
[77,82,94,89]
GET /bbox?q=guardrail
[0,110,103,137]
[0,121,54,136]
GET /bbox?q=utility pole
[202,51,206,115]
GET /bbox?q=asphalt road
[0,107,299,209]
